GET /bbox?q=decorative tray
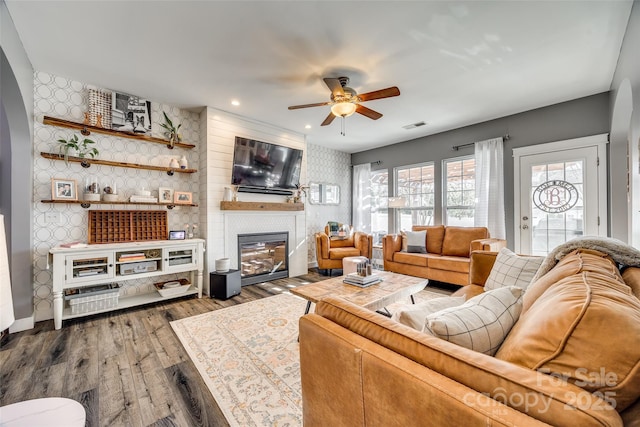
[154,278,191,297]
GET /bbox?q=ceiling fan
[288,77,400,127]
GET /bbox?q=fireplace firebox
[237,232,289,285]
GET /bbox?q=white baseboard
[308,261,318,269]
[9,314,34,333]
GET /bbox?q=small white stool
[0,397,86,427]
[342,256,369,275]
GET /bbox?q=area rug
[170,288,450,426]
[170,293,307,427]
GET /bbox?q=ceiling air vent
[402,121,426,130]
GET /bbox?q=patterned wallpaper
[32,72,201,321]
[305,143,352,264]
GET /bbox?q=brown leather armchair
[315,226,373,275]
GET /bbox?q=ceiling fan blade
[321,113,336,126]
[323,78,345,97]
[358,86,400,102]
[356,104,383,120]
[288,101,331,110]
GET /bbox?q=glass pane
[446,208,475,227]
[447,191,462,206]
[530,160,584,256]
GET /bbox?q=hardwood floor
[0,271,325,427]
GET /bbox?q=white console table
[49,239,205,330]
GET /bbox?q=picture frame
[159,187,174,204]
[168,230,186,240]
[174,191,193,205]
[111,91,151,134]
[51,178,78,201]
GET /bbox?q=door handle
[522,225,529,229]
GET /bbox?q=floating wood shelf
[41,152,197,175]
[41,200,198,209]
[43,116,196,149]
[220,201,304,211]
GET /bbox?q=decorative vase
[169,158,179,169]
[84,177,100,201]
[215,258,230,273]
[223,187,233,202]
[179,155,188,169]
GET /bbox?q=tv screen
[231,137,303,190]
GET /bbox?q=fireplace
[237,232,289,285]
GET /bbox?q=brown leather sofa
[382,225,506,285]
[315,226,372,275]
[299,248,640,426]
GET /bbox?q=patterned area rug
[170,288,451,427]
[170,293,307,427]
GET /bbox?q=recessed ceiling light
[231,100,240,106]
[305,125,311,129]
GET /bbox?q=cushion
[403,230,426,253]
[441,227,488,257]
[495,256,640,412]
[391,296,466,331]
[393,251,428,267]
[412,225,445,254]
[424,287,523,355]
[484,247,544,292]
[426,255,470,274]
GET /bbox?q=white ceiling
[5,1,633,153]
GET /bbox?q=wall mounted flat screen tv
[231,136,303,191]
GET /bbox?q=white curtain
[352,163,371,233]
[474,137,505,239]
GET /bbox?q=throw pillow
[424,287,523,356]
[391,296,466,331]
[404,230,427,253]
[484,247,544,292]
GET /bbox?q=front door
[514,135,608,255]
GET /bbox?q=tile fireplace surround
[222,210,307,279]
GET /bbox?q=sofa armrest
[470,238,507,252]
[382,234,401,261]
[315,232,330,260]
[469,250,498,286]
[353,232,373,258]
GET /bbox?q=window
[395,163,435,230]
[443,156,475,226]
[370,170,388,245]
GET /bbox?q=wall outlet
[45,212,60,224]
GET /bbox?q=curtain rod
[452,134,510,151]
[350,160,382,167]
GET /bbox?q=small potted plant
[159,111,182,149]
[57,134,99,167]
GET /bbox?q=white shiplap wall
[202,107,307,293]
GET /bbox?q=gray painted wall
[351,93,611,248]
[1,0,35,323]
[609,2,639,246]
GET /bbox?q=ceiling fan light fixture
[331,102,357,117]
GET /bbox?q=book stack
[129,195,158,203]
[118,252,146,262]
[59,241,88,249]
[343,273,382,288]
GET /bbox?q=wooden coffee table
[290,270,428,315]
